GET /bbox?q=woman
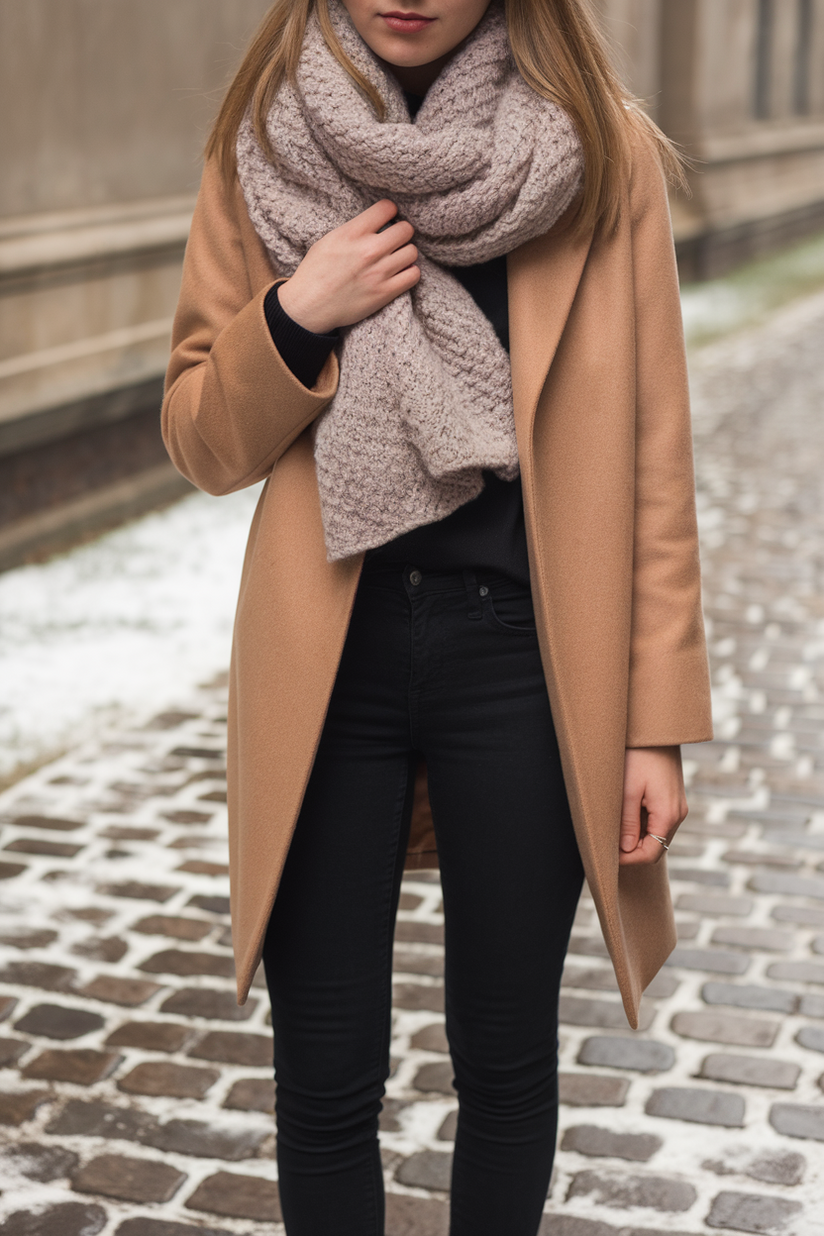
[163,0,712,1231]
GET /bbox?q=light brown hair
[206,0,682,237]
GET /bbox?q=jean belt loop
[463,570,482,621]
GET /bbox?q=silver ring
[649,834,670,850]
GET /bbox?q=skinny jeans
[262,564,585,1236]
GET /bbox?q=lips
[382,11,436,33]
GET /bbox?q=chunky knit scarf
[237,0,584,561]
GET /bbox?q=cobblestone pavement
[2,291,824,1235]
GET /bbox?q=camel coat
[162,135,712,1030]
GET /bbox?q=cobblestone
[676,893,754,916]
[799,992,824,1017]
[117,1061,220,1099]
[0,1142,79,1181]
[21,1048,122,1085]
[0,1202,108,1235]
[701,982,799,1014]
[698,1054,801,1089]
[79,975,162,1006]
[665,947,751,974]
[144,1118,268,1161]
[558,996,655,1030]
[745,1152,807,1186]
[576,1036,675,1073]
[769,1103,824,1141]
[223,1078,275,1113]
[392,981,445,1012]
[4,295,824,1229]
[766,960,824,985]
[132,915,213,940]
[0,864,32,882]
[773,904,824,926]
[0,1091,51,1126]
[644,1088,746,1127]
[72,1154,186,1203]
[706,1190,803,1233]
[96,881,181,903]
[406,1025,447,1054]
[671,1010,780,1047]
[0,962,77,992]
[559,1125,663,1161]
[5,838,83,858]
[565,1170,697,1212]
[159,988,258,1021]
[385,1193,449,1235]
[188,1030,273,1067]
[184,1172,282,1221]
[0,930,59,951]
[137,948,236,978]
[557,1075,630,1107]
[396,1149,453,1190]
[0,1039,29,1067]
[794,1025,824,1053]
[45,1100,154,1143]
[709,926,795,951]
[105,1021,193,1052]
[413,1061,455,1093]
[70,935,129,962]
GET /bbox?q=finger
[351,199,400,234]
[619,833,668,866]
[381,218,416,247]
[620,784,643,854]
[644,798,683,845]
[377,264,421,305]
[378,242,419,278]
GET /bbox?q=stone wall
[0,0,272,569]
[599,0,824,277]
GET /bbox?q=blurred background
[1,0,824,783]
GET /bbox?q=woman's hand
[277,199,420,335]
[619,746,687,866]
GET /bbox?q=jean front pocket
[481,580,538,636]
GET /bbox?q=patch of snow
[681,281,754,345]
[0,484,261,780]
[681,229,824,347]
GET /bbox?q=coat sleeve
[625,140,713,747]
[162,160,340,496]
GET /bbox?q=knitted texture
[237,0,584,560]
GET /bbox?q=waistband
[359,561,528,597]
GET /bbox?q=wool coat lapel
[506,222,649,1012]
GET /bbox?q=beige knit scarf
[237,0,583,561]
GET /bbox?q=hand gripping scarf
[237,0,584,560]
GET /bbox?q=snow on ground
[680,230,824,348]
[0,484,261,781]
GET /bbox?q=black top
[262,88,530,587]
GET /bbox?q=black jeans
[262,565,585,1236]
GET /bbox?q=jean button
[409,569,423,586]
[479,585,489,597]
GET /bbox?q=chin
[374,38,439,65]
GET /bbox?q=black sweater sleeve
[264,283,339,390]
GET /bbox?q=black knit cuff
[264,283,338,390]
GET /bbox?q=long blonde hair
[206,0,681,237]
